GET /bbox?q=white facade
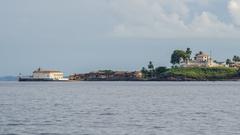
[181,51,226,68]
[33,68,64,80]
[194,51,210,62]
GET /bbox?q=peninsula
[69,48,240,81]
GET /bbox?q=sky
[1,0,240,76]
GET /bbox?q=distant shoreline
[1,79,240,82]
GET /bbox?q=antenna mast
[210,50,212,65]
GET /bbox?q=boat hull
[18,78,68,82]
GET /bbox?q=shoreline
[17,78,240,82]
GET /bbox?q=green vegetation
[148,61,155,78]
[141,61,168,79]
[225,55,240,66]
[140,48,240,81]
[141,62,239,81]
[186,48,192,60]
[166,67,238,80]
[233,55,240,62]
[170,48,192,65]
[226,59,232,65]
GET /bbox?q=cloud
[110,0,188,38]
[189,12,238,38]
[109,0,240,38]
[228,0,240,26]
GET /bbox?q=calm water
[1,81,240,135]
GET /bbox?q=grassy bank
[166,67,239,80]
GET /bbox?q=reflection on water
[0,81,240,135]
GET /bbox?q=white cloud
[110,0,188,38]
[228,0,240,26]
[189,12,238,38]
[109,0,240,38]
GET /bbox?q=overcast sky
[1,0,240,76]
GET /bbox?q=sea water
[0,81,240,135]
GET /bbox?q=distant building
[69,74,85,81]
[229,62,240,68]
[194,51,210,62]
[181,51,226,68]
[19,68,68,81]
[134,71,143,79]
[69,71,143,81]
[33,68,64,80]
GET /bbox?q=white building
[181,51,226,68]
[33,68,65,80]
[194,51,210,62]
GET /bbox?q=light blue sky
[1,0,240,76]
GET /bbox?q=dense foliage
[233,55,240,62]
[141,48,240,80]
[167,67,238,80]
[170,48,192,65]
[141,61,168,79]
[98,70,114,74]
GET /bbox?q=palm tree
[233,55,240,62]
[141,67,148,78]
[226,59,232,65]
[186,48,192,60]
[148,61,155,78]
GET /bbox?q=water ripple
[1,82,240,135]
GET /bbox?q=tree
[141,67,148,78]
[170,50,188,65]
[186,48,192,60]
[99,70,114,74]
[226,59,232,65]
[155,66,168,77]
[148,61,155,78]
[148,61,154,70]
[233,55,240,62]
